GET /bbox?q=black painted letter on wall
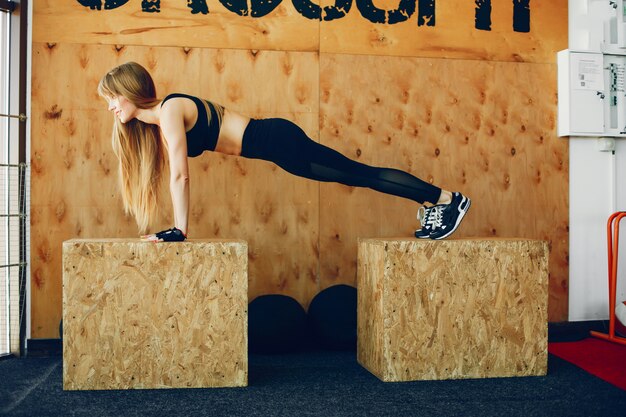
[356,0,416,24]
[77,0,129,10]
[418,0,435,27]
[219,0,282,18]
[291,0,353,21]
[513,0,530,32]
[475,0,491,31]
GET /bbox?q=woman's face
[106,95,137,123]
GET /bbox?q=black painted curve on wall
[77,0,129,10]
[323,0,353,21]
[291,0,353,22]
[356,0,416,25]
[141,0,160,13]
[188,0,209,14]
[219,0,282,17]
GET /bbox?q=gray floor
[1,351,626,417]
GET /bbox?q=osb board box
[62,239,248,390]
[357,238,548,382]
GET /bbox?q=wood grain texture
[31,43,320,337]
[33,0,320,52]
[357,238,548,382]
[319,53,568,322]
[320,0,567,63]
[30,1,568,338]
[33,1,566,63]
[63,239,248,390]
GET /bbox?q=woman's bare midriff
[214,109,250,156]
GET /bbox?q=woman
[98,62,470,242]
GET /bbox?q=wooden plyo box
[62,239,248,390]
[357,238,548,382]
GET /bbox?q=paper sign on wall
[575,58,603,91]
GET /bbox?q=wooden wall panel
[30,1,568,337]
[320,0,567,63]
[33,0,320,51]
[31,43,320,337]
[33,1,566,63]
[319,53,568,321]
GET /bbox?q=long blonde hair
[98,62,165,233]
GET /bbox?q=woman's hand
[141,228,187,242]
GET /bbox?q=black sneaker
[428,192,471,240]
[414,205,444,239]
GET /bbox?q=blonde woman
[98,62,470,242]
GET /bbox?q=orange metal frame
[590,212,626,346]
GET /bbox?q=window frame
[0,0,28,358]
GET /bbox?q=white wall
[569,139,626,320]
[568,0,626,321]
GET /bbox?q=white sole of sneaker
[431,196,471,240]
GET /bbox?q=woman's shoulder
[160,92,199,107]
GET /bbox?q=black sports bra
[160,93,223,157]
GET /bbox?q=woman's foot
[429,192,471,239]
[414,205,443,239]
[414,192,471,240]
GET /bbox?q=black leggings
[240,118,442,205]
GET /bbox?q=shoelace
[427,206,444,229]
[417,206,427,228]
[417,206,426,227]
[417,205,445,230]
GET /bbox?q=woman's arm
[159,102,190,236]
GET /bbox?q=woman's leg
[242,118,442,205]
[241,118,470,239]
